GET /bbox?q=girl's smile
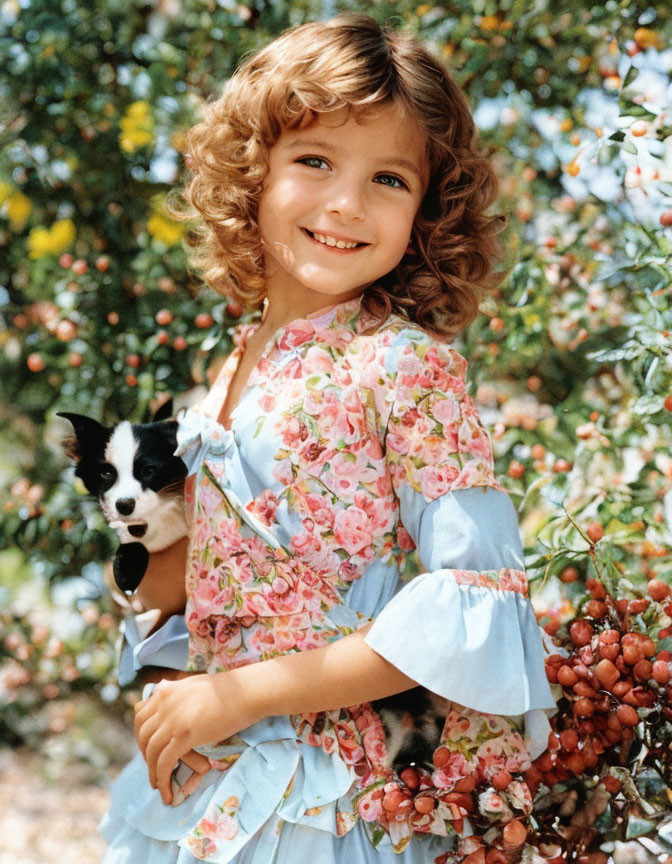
[257,101,428,321]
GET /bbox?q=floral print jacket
[118,295,555,861]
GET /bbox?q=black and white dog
[58,402,187,593]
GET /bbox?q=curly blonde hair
[174,14,506,339]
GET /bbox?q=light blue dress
[100,298,555,863]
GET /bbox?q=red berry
[553,459,572,473]
[574,698,595,717]
[413,795,435,814]
[560,566,580,583]
[433,746,450,768]
[633,659,653,681]
[491,769,512,790]
[502,819,527,849]
[96,256,110,272]
[155,308,173,326]
[586,578,606,599]
[126,354,140,368]
[27,353,45,372]
[382,788,406,812]
[564,751,585,775]
[652,660,671,684]
[400,767,420,790]
[125,374,138,387]
[665,395,672,412]
[559,729,579,751]
[622,644,643,665]
[72,259,88,276]
[641,636,656,657]
[173,336,187,351]
[195,313,214,329]
[647,579,671,602]
[660,209,672,227]
[629,598,649,614]
[507,460,525,479]
[157,330,170,346]
[489,317,505,331]
[557,665,579,687]
[586,599,607,619]
[599,643,619,661]
[226,300,243,317]
[616,704,639,726]
[59,253,73,268]
[69,352,83,367]
[602,775,621,795]
[570,620,593,647]
[595,659,619,690]
[586,522,604,543]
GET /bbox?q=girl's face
[257,101,428,308]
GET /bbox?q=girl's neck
[258,283,364,337]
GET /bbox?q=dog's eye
[99,464,117,483]
[137,466,156,484]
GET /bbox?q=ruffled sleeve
[364,329,555,721]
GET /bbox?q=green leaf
[626,815,656,839]
[631,394,664,416]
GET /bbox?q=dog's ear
[56,412,108,462]
[151,398,174,423]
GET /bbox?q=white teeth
[312,232,359,249]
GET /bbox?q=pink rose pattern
[181,299,531,856]
[187,795,240,860]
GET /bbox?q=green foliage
[1,0,672,855]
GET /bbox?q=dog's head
[57,410,187,545]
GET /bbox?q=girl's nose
[326,177,366,222]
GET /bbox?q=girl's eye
[297,156,328,170]
[375,173,407,190]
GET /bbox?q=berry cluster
[526,577,672,860]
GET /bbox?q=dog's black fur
[58,401,187,593]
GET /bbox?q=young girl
[101,14,556,863]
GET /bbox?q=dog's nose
[116,498,135,516]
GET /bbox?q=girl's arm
[230,623,419,715]
[133,535,189,627]
[134,626,419,803]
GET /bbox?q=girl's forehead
[276,102,429,179]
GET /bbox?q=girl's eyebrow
[284,137,425,185]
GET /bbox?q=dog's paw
[113,542,150,593]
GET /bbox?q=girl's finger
[144,727,170,791]
[135,711,161,760]
[180,748,212,775]
[156,740,184,805]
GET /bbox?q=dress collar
[241,293,373,355]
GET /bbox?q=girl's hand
[134,672,258,804]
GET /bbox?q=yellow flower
[147,212,183,246]
[0,182,13,205]
[481,15,499,31]
[26,218,76,259]
[50,218,76,249]
[634,27,663,51]
[27,227,52,259]
[119,100,155,153]
[6,191,32,231]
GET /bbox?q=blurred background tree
[1,0,671,860]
